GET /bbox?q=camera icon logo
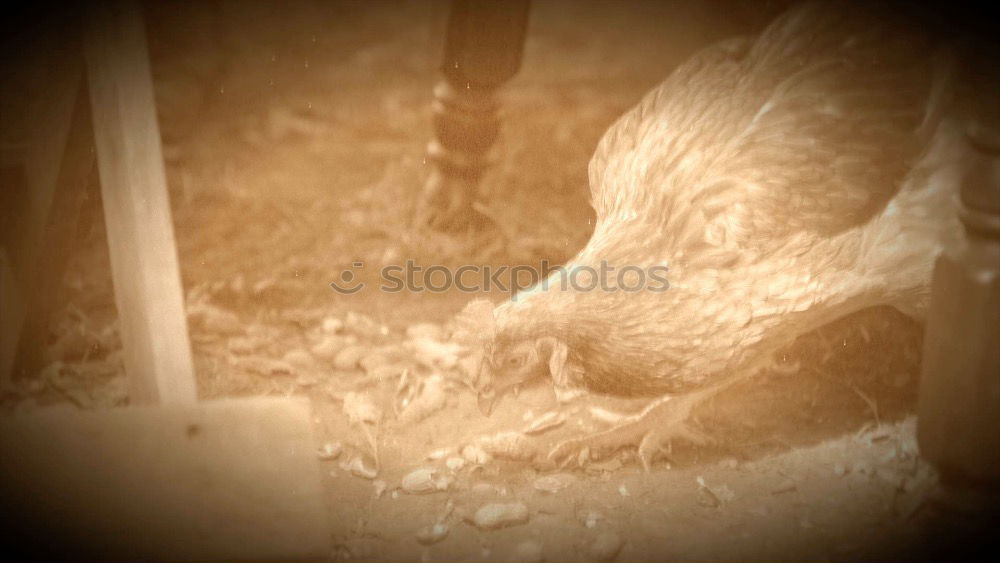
[330,262,365,294]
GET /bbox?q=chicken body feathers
[492,1,961,397]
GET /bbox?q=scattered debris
[587,457,624,474]
[509,539,544,563]
[343,456,378,480]
[334,345,370,370]
[188,302,241,335]
[322,316,344,334]
[770,482,798,495]
[406,323,444,341]
[401,468,452,494]
[461,444,492,465]
[359,352,391,374]
[589,531,624,561]
[233,355,294,376]
[407,337,463,370]
[583,511,603,529]
[317,442,343,460]
[427,447,455,461]
[470,483,500,496]
[853,461,875,477]
[343,392,382,466]
[227,337,257,355]
[310,335,350,361]
[282,348,314,368]
[696,476,735,508]
[475,432,536,461]
[533,473,577,494]
[399,374,448,424]
[343,392,382,425]
[345,311,389,339]
[415,522,449,545]
[523,411,567,435]
[468,502,530,530]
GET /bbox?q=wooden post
[414,0,530,231]
[11,84,97,382]
[1,30,93,384]
[82,1,196,404]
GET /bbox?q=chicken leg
[547,382,736,472]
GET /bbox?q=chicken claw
[547,392,710,472]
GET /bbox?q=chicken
[472,1,966,469]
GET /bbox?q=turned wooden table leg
[916,122,1000,555]
[414,0,530,231]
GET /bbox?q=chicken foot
[547,381,735,472]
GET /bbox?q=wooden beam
[83,1,196,404]
[1,34,88,383]
[0,398,331,560]
[11,84,97,381]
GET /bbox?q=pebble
[321,316,344,334]
[345,311,388,339]
[415,523,449,545]
[316,442,342,460]
[461,444,492,465]
[282,348,314,368]
[227,337,257,355]
[405,322,444,341]
[399,374,448,424]
[309,335,348,361]
[246,324,273,338]
[359,353,391,374]
[343,391,382,425]
[334,345,370,370]
[408,337,462,369]
[476,432,535,461]
[427,447,455,461]
[469,502,530,530]
[533,473,576,494]
[199,305,241,334]
[470,483,499,495]
[344,456,378,480]
[584,511,603,529]
[589,531,624,561]
[446,456,467,472]
[296,373,318,387]
[368,363,409,382]
[401,468,452,494]
[509,539,544,563]
[250,277,276,295]
[373,480,387,498]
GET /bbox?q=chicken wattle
[472,1,965,468]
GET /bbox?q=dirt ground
[1,1,954,560]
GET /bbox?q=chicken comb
[448,298,497,346]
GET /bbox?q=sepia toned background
[1,1,996,560]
